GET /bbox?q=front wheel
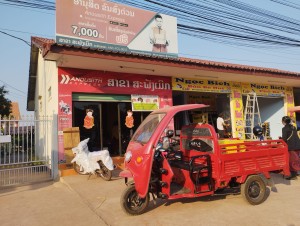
[120,185,150,215]
[97,161,112,181]
[241,175,268,205]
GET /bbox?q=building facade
[27,37,300,176]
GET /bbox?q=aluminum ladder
[244,92,261,139]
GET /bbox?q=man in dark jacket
[281,116,300,180]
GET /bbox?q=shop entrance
[242,96,284,139]
[173,91,231,136]
[73,98,150,156]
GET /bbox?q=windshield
[131,113,166,144]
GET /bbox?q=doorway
[242,96,284,139]
[73,101,150,156]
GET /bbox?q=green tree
[0,86,12,117]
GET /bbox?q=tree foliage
[0,86,12,117]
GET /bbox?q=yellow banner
[172,77,231,93]
[285,87,295,119]
[230,82,245,139]
[241,83,286,96]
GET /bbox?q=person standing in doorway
[216,113,226,139]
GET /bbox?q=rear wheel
[97,161,112,181]
[120,185,150,215]
[241,175,268,205]
[73,162,88,175]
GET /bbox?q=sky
[0,0,300,115]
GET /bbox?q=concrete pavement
[0,180,107,226]
[1,170,300,226]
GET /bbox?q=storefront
[26,0,300,176]
[57,67,172,161]
[27,36,300,175]
[172,77,295,140]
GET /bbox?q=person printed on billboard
[149,14,170,53]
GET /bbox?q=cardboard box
[63,127,80,164]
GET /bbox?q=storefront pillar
[230,82,245,139]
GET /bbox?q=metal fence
[0,115,53,187]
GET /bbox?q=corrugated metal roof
[31,36,300,76]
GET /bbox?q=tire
[97,161,112,181]
[73,162,88,175]
[120,185,150,216]
[241,175,268,205]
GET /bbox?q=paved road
[1,170,300,226]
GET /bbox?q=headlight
[124,151,132,163]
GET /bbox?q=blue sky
[0,0,300,115]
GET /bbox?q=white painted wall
[34,51,59,179]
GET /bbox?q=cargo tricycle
[120,104,290,215]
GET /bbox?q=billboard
[56,0,178,57]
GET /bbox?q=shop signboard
[187,93,217,110]
[241,83,286,96]
[57,67,172,163]
[56,0,178,58]
[131,95,159,111]
[172,77,231,93]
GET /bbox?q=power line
[0,79,27,95]
[0,30,30,46]
[0,27,54,38]
[0,2,55,15]
[2,0,300,48]
[115,0,300,48]
[269,0,300,10]
[0,0,55,10]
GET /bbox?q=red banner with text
[57,67,172,162]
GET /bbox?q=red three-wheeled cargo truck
[119,104,290,215]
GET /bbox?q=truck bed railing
[219,139,287,154]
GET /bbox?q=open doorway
[172,91,231,137]
[73,101,150,156]
[242,96,284,139]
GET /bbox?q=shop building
[27,37,300,167]
[26,1,300,177]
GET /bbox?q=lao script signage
[56,0,178,57]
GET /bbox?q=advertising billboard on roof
[56,0,178,58]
